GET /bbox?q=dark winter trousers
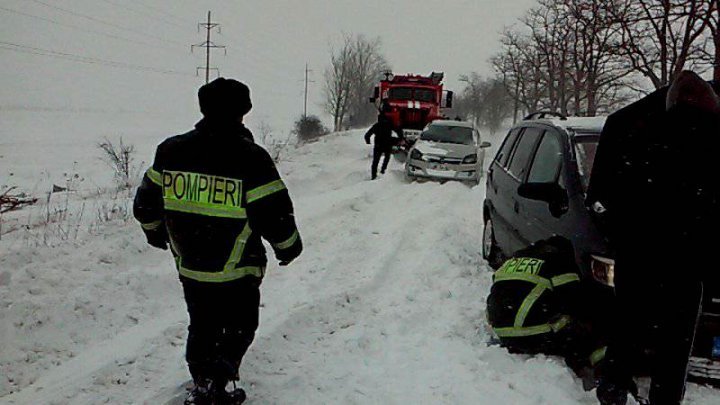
[180,276,261,385]
[371,145,392,179]
[600,258,703,405]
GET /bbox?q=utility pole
[303,63,314,118]
[192,11,225,84]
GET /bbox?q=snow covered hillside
[2,130,719,404]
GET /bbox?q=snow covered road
[2,130,719,404]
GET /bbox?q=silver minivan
[405,120,491,184]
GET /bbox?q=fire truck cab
[369,71,454,143]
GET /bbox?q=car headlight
[590,255,615,287]
[463,154,478,164]
[410,149,423,160]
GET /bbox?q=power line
[136,1,195,26]
[28,0,186,49]
[0,5,163,49]
[0,41,192,76]
[99,0,187,30]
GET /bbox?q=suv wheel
[483,217,503,269]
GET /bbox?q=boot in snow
[184,383,212,405]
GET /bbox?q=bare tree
[492,0,634,118]
[611,0,713,89]
[459,74,514,133]
[323,34,389,131]
[492,29,547,120]
[346,35,390,128]
[566,0,633,115]
[324,36,354,132]
[701,0,720,80]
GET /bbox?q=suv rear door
[486,127,522,251]
[489,126,544,255]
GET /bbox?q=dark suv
[482,112,720,382]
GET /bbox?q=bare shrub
[0,186,37,214]
[97,137,141,190]
[293,115,329,143]
[257,121,294,163]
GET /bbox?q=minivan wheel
[483,217,503,269]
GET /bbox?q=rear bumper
[406,158,479,181]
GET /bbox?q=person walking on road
[133,77,303,404]
[364,115,404,179]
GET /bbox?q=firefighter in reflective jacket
[133,78,302,403]
[486,237,605,385]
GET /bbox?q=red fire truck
[369,71,454,148]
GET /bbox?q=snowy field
[2,121,720,404]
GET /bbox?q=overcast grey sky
[1,0,536,134]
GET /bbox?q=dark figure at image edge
[133,78,303,404]
[364,115,405,179]
[486,236,608,390]
[587,71,720,405]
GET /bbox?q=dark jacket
[586,81,720,274]
[133,118,302,283]
[487,238,583,339]
[364,119,404,149]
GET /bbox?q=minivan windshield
[420,125,474,145]
[574,134,599,192]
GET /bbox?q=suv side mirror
[518,182,569,217]
[479,141,491,149]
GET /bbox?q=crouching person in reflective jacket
[486,236,606,389]
[133,77,302,404]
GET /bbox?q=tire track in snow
[240,169,490,403]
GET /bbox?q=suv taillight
[591,255,615,287]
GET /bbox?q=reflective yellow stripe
[224,223,253,272]
[141,220,162,231]
[146,168,163,186]
[550,315,571,332]
[494,324,552,337]
[178,264,264,282]
[164,199,247,219]
[274,229,299,250]
[493,272,552,289]
[551,273,580,287]
[590,346,608,366]
[246,179,286,203]
[514,284,547,327]
[174,222,263,283]
[494,315,571,338]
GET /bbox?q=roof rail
[523,111,567,121]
